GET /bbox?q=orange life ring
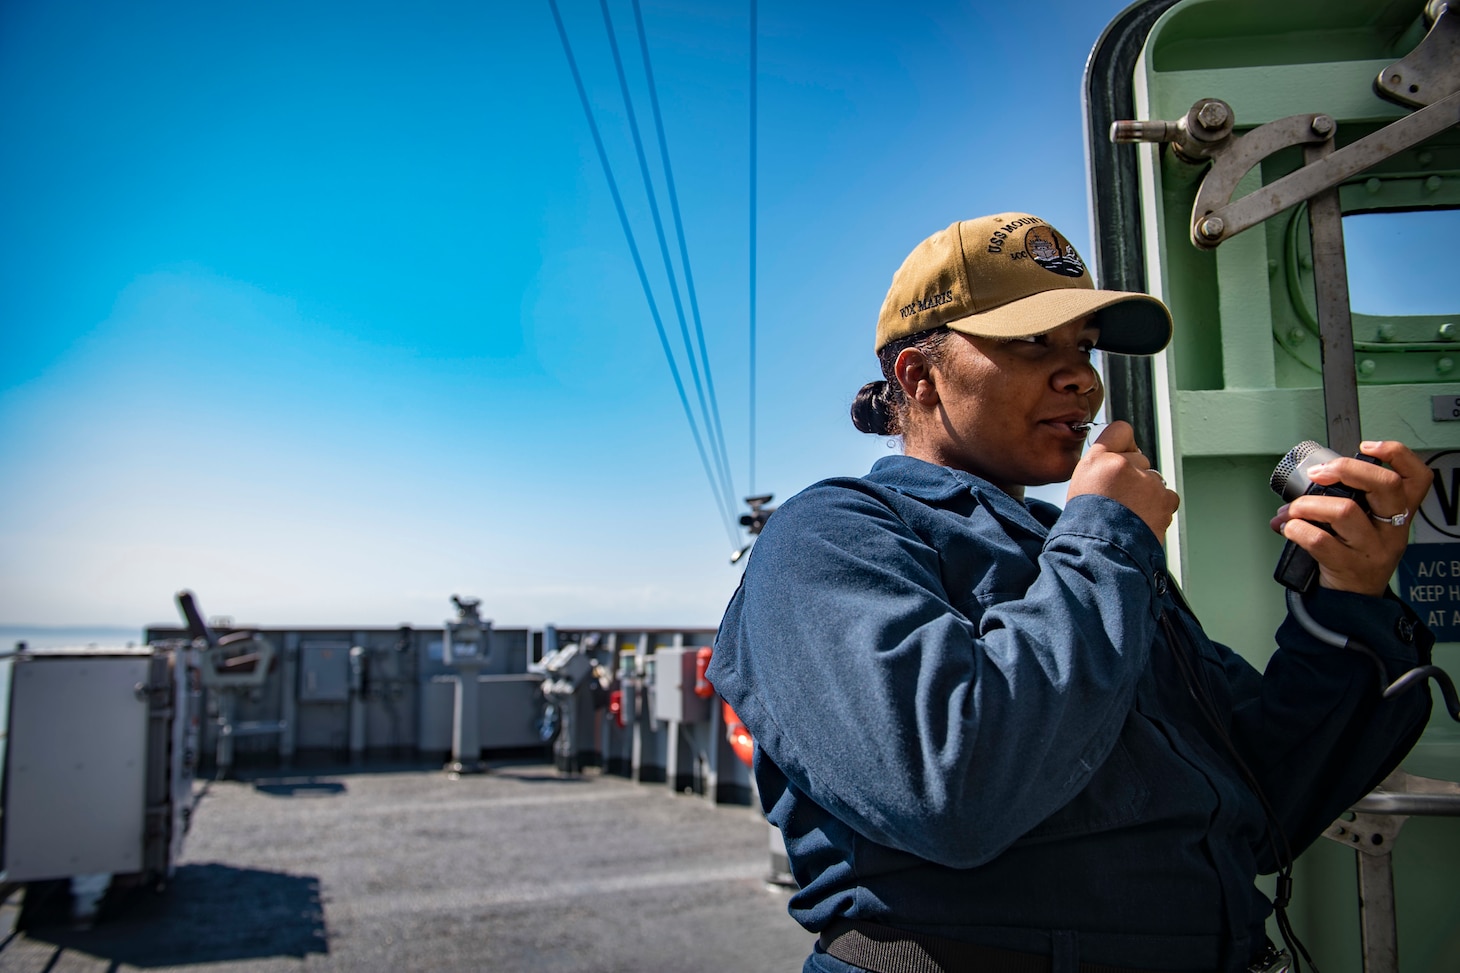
[722,700,754,767]
[694,646,715,698]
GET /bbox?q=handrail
[1353,792,1460,816]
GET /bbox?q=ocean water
[1,624,146,653]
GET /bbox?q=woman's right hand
[1067,421,1180,542]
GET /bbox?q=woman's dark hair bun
[851,380,896,435]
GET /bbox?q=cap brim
[942,288,1172,356]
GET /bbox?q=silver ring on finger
[1146,468,1167,486]
[1369,509,1410,527]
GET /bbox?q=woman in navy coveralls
[707,214,1434,973]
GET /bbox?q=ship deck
[0,758,812,972]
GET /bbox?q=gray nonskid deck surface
[0,761,814,972]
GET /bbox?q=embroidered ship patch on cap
[1023,225,1086,278]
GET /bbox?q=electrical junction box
[651,647,711,724]
[299,640,350,702]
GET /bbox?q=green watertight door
[1088,0,1460,970]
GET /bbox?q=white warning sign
[1402,452,1460,640]
[1414,450,1460,544]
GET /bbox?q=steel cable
[748,0,758,497]
[548,0,741,545]
[599,0,739,525]
[627,0,739,519]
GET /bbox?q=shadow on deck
[11,863,327,967]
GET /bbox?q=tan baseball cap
[875,213,1172,355]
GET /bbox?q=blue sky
[2,0,1149,630]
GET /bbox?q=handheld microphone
[1269,443,1460,722]
[1268,440,1381,592]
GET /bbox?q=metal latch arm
[1190,89,1460,250]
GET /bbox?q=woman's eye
[1004,333,1096,353]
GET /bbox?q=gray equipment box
[299,640,351,702]
[651,647,711,724]
[3,653,152,881]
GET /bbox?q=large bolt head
[1195,101,1230,131]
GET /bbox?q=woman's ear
[894,347,939,409]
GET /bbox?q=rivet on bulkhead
[1439,322,1458,341]
[1377,323,1397,342]
[1287,328,1307,345]
[1365,177,1383,195]
[1358,359,1378,376]
[1438,358,1455,375]
[1425,175,1443,192]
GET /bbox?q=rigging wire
[627,0,738,517]
[548,0,740,545]
[748,0,758,497]
[598,0,738,522]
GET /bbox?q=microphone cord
[1158,606,1318,973]
[1285,589,1460,722]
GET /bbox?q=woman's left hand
[1270,440,1434,596]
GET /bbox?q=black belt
[819,920,1182,973]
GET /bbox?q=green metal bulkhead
[1104,0,1460,969]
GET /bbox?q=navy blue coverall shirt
[707,455,1432,973]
